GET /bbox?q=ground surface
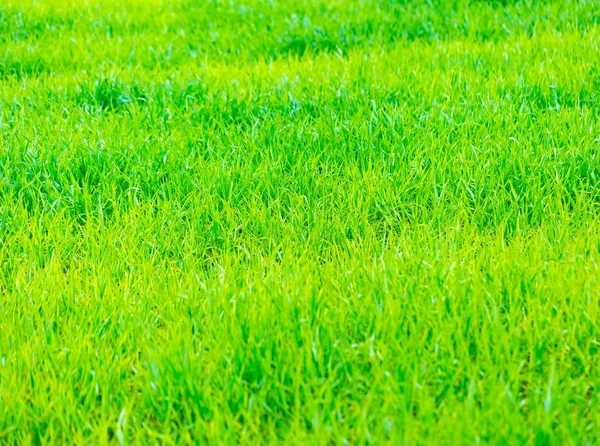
[1,0,600,443]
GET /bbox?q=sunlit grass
[1,0,600,443]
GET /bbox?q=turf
[1,0,600,443]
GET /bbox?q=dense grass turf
[1,0,600,443]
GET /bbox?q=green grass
[1,0,600,443]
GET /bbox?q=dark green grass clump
[1,0,600,443]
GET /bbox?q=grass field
[1,0,600,443]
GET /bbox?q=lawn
[1,0,600,443]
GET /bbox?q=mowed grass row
[1,0,599,75]
[1,0,600,443]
